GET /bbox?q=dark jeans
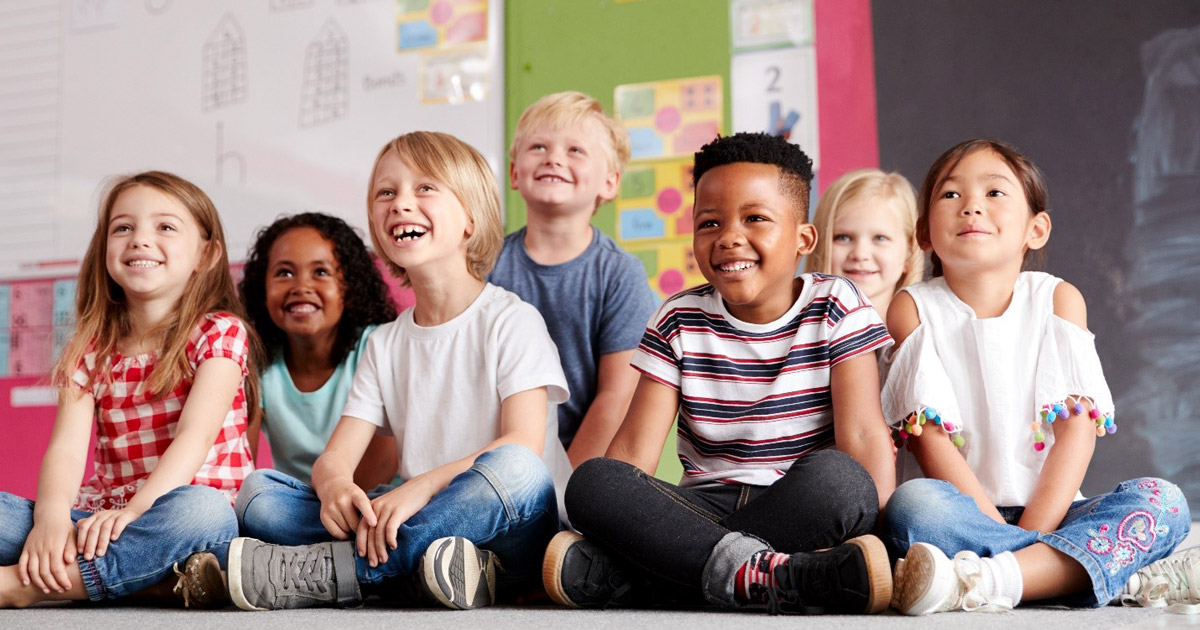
[565,449,878,605]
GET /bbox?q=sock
[734,550,788,601]
[980,552,1023,606]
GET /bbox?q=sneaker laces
[1121,549,1200,615]
[171,561,196,608]
[578,547,633,608]
[280,548,332,596]
[951,552,1013,613]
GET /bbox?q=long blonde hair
[805,168,924,290]
[368,132,504,286]
[52,171,263,407]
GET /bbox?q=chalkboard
[0,0,504,274]
[872,1,1200,506]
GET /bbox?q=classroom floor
[2,526,1197,630]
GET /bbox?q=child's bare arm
[1018,282,1097,532]
[312,416,379,539]
[888,293,1005,523]
[358,387,548,566]
[605,375,679,475]
[830,352,895,508]
[76,357,242,560]
[21,386,93,593]
[566,349,639,467]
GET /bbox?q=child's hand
[318,480,376,541]
[19,516,78,593]
[357,481,434,567]
[75,507,145,561]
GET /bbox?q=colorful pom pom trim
[1032,395,1115,451]
[892,406,965,449]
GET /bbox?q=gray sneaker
[419,537,497,610]
[228,537,362,611]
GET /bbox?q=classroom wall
[872,0,1200,506]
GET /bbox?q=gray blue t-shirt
[488,227,657,448]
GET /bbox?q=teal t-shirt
[261,325,378,484]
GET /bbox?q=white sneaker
[1119,547,1200,614]
[893,543,1013,615]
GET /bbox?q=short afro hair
[692,132,815,219]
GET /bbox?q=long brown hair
[917,139,1050,277]
[52,171,264,408]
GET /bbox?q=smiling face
[265,226,344,347]
[926,149,1050,275]
[829,195,910,307]
[509,116,620,216]
[104,184,209,307]
[370,148,474,281]
[692,162,816,324]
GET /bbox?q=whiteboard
[0,0,505,274]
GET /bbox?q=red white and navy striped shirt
[632,273,892,488]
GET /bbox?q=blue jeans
[0,485,238,601]
[883,477,1192,606]
[235,443,560,594]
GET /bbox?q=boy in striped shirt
[543,132,897,615]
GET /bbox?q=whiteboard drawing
[202,14,247,112]
[270,0,314,11]
[299,20,350,127]
[1120,25,1200,503]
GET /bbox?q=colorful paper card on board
[615,76,723,161]
[397,0,487,52]
[615,158,706,299]
[730,0,814,53]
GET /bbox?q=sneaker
[894,542,1013,615]
[227,537,362,611]
[419,537,497,610]
[1120,547,1200,614]
[172,551,229,609]
[755,534,892,614]
[542,531,639,609]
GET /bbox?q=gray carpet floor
[3,526,1196,629]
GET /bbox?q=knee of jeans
[882,479,957,545]
[472,443,554,504]
[160,485,238,541]
[564,457,637,528]
[796,450,879,521]
[1127,477,1192,546]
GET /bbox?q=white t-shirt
[342,283,572,522]
[883,272,1115,507]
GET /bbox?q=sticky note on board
[0,284,10,328]
[53,280,76,327]
[10,282,53,329]
[620,208,667,240]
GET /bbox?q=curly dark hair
[692,132,815,220]
[239,212,397,367]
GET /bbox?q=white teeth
[391,225,428,242]
[537,175,568,183]
[287,304,317,314]
[719,261,755,272]
[127,260,160,268]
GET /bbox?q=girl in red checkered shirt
[0,171,263,608]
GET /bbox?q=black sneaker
[418,537,497,610]
[542,531,639,608]
[227,537,362,611]
[756,534,892,615]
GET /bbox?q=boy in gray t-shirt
[491,91,656,466]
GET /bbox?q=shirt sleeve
[597,255,658,355]
[341,327,389,430]
[629,298,683,390]
[189,313,249,376]
[494,301,569,404]
[824,276,894,366]
[1034,314,1116,437]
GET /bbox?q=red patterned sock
[734,550,789,601]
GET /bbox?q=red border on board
[815,0,879,191]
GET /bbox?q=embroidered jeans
[882,477,1191,606]
[235,443,560,595]
[0,485,238,601]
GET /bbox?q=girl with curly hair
[236,213,398,493]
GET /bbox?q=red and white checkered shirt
[71,312,253,511]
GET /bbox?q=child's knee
[235,471,303,535]
[1120,477,1191,549]
[564,457,638,526]
[163,485,238,539]
[471,443,554,507]
[882,479,957,543]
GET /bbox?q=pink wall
[815,0,879,189]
